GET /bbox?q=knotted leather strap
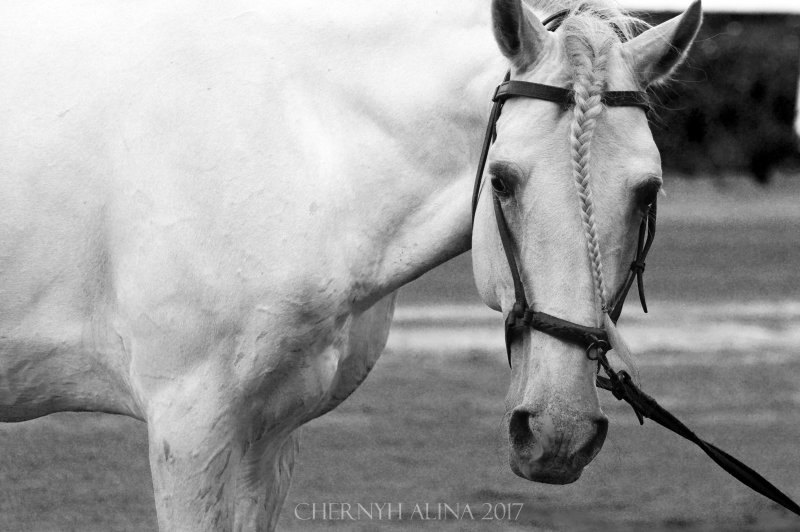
[595,351,800,518]
[608,200,657,321]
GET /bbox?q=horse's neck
[286,2,504,308]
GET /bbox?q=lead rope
[593,349,800,516]
[581,207,800,517]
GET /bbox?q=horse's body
[0,1,701,529]
[1,1,498,528]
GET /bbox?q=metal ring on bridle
[585,339,610,375]
[585,339,609,360]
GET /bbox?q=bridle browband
[471,16,655,368]
[468,11,800,517]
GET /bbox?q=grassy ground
[1,176,800,531]
[283,346,800,531]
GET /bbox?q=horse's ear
[621,0,702,86]
[491,0,550,70]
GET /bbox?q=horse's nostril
[587,416,609,455]
[594,416,609,437]
[508,409,534,448]
[508,409,548,464]
[571,416,609,466]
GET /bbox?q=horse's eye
[491,176,510,196]
[634,179,661,209]
[640,190,657,209]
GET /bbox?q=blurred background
[637,0,800,184]
[2,2,800,531]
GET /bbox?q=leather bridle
[471,15,655,369]
[467,11,800,517]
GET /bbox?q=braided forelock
[564,19,616,316]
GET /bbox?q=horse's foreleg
[233,431,299,532]
[146,385,243,532]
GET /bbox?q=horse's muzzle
[507,408,608,484]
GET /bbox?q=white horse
[0,0,701,529]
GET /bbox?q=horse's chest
[238,292,396,426]
[313,293,397,418]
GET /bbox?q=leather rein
[470,10,800,517]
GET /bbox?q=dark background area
[640,12,800,183]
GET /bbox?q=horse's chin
[509,460,585,484]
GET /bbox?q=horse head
[472,0,702,484]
